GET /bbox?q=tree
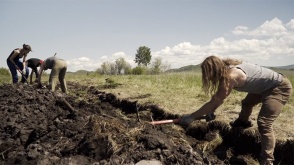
[109,63,117,75]
[132,66,145,75]
[123,63,132,75]
[150,57,162,74]
[115,57,128,75]
[150,57,171,74]
[99,62,111,75]
[134,46,151,67]
[99,61,117,75]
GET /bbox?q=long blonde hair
[201,55,242,95]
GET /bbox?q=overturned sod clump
[0,82,292,165]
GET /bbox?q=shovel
[17,69,28,83]
[150,113,215,125]
[149,119,180,125]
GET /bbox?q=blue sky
[1,0,293,72]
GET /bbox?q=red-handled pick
[149,119,180,125]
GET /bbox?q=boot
[230,118,253,128]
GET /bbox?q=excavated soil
[0,82,293,165]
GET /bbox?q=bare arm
[30,70,33,84]
[37,62,45,85]
[189,82,234,120]
[178,69,245,126]
[22,55,27,69]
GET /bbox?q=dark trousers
[7,59,29,83]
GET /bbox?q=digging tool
[17,69,28,83]
[56,97,77,119]
[150,119,180,125]
[56,97,76,114]
[150,113,215,125]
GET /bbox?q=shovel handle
[149,113,216,125]
[150,119,180,125]
[17,69,28,83]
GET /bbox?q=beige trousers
[49,59,68,93]
[238,76,292,165]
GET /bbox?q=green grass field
[64,71,294,111]
[65,70,294,140]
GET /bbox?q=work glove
[206,113,216,122]
[230,118,253,128]
[178,114,194,126]
[22,69,26,75]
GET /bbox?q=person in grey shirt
[179,55,292,165]
[37,56,68,94]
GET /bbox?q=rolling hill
[270,64,294,70]
[166,64,201,72]
[167,64,294,73]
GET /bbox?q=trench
[93,87,294,165]
[0,82,293,165]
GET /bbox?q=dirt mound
[0,82,293,165]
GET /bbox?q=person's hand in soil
[178,114,194,126]
[37,82,46,89]
[205,113,216,122]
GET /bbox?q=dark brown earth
[0,82,293,165]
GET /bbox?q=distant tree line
[96,46,170,75]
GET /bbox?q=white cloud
[286,19,294,30]
[67,57,100,72]
[66,18,294,71]
[152,18,294,68]
[100,52,136,68]
[232,17,289,37]
[66,52,136,72]
[232,26,249,35]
